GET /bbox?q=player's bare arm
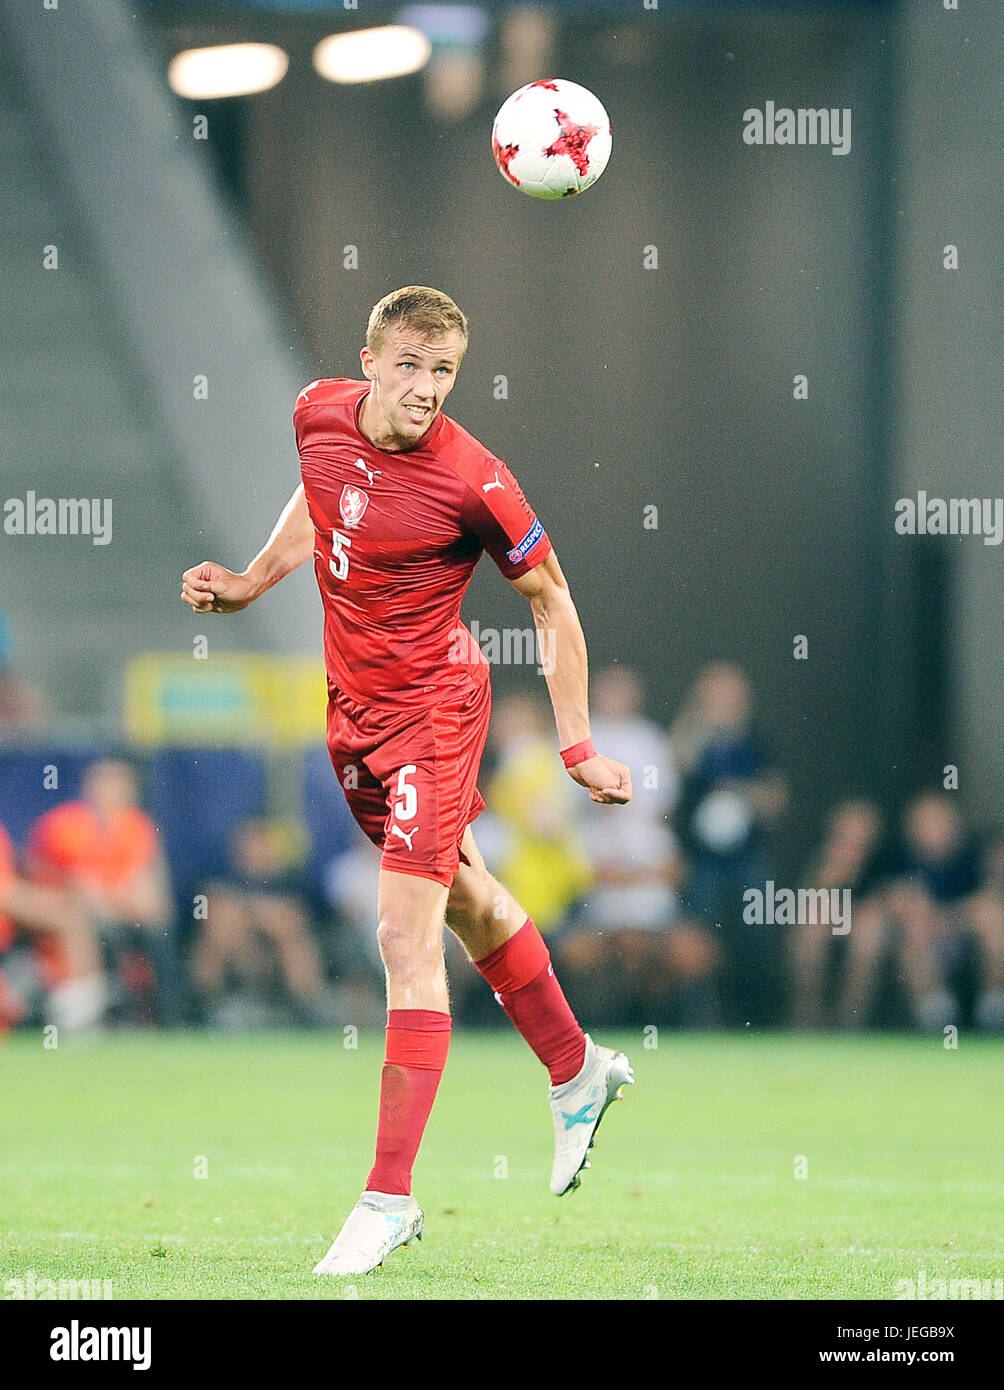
[180,484,314,614]
[511,550,632,806]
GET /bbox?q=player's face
[359,326,464,450]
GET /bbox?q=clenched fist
[180,561,256,615]
[568,754,632,805]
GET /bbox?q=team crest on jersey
[339,484,369,528]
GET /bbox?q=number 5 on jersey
[330,528,352,580]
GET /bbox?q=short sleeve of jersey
[459,456,552,580]
[293,377,346,445]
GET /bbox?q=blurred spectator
[26,757,183,1025]
[838,792,980,1029]
[191,816,330,1027]
[301,744,386,1019]
[0,818,112,1033]
[0,823,18,1027]
[319,834,387,1023]
[898,791,981,902]
[791,798,887,1027]
[0,605,47,728]
[484,692,592,932]
[959,833,1004,1030]
[552,665,719,1026]
[671,662,788,1025]
[447,692,591,1023]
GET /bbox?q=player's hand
[568,754,632,805]
[180,561,255,614]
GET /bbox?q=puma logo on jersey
[482,471,504,494]
[390,823,419,852]
[354,458,379,486]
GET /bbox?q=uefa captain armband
[560,738,596,770]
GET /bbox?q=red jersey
[295,378,552,709]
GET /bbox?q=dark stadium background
[0,0,999,934]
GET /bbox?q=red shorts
[326,675,492,888]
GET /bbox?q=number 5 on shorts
[394,765,418,821]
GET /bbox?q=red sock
[366,1008,451,1196]
[474,919,586,1085]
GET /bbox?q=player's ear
[359,346,375,380]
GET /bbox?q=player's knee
[376,916,441,981]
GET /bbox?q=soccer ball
[491,78,611,199]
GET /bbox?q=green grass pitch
[2,1030,1001,1300]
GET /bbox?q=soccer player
[181,286,634,1275]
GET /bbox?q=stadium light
[168,43,289,100]
[313,26,431,84]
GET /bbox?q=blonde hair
[366,285,469,358]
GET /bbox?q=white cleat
[549,1033,634,1196]
[312,1192,424,1276]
